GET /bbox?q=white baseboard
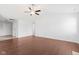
[17,34,32,38]
[0,34,78,44]
[35,34,79,44]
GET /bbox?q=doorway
[0,20,17,41]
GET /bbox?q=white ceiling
[0,4,79,21]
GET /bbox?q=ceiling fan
[24,4,41,16]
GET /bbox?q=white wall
[35,12,78,42]
[12,20,18,37]
[16,12,78,43]
[77,13,79,42]
[0,13,77,43]
[17,17,33,37]
[0,21,12,36]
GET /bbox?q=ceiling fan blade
[35,13,39,15]
[30,14,32,16]
[28,7,32,10]
[35,10,41,12]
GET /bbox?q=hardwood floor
[0,36,79,55]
